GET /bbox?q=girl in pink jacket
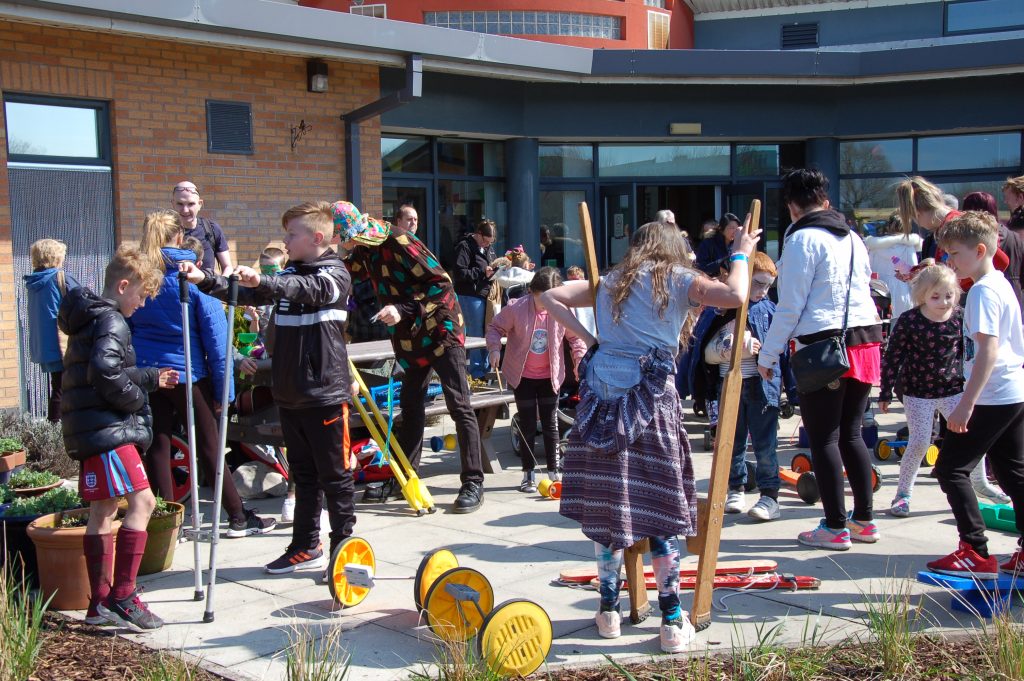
[487,267,587,492]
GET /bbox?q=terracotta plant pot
[13,480,63,498]
[28,508,121,612]
[0,449,26,473]
[138,501,184,576]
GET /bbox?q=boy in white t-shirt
[927,211,1024,579]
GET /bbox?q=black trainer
[453,481,484,514]
[360,478,401,503]
[265,543,325,574]
[226,509,277,538]
[97,589,164,632]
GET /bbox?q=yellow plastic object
[414,548,459,613]
[538,479,562,499]
[925,444,939,467]
[875,439,892,461]
[349,359,435,514]
[443,433,458,450]
[538,478,552,497]
[328,537,374,608]
[476,599,553,678]
[423,567,494,642]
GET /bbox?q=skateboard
[558,558,779,585]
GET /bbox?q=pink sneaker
[798,520,851,551]
[595,608,621,639]
[846,515,880,543]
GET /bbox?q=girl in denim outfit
[541,220,760,654]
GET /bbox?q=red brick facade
[0,19,382,407]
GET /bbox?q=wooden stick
[578,201,651,623]
[690,199,760,631]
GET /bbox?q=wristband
[729,253,748,262]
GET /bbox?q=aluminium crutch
[204,274,238,622]
[178,272,205,602]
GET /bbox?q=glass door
[539,185,593,273]
[728,182,785,260]
[601,183,634,267]
[383,178,434,248]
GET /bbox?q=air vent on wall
[781,22,819,50]
[206,100,253,155]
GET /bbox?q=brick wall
[0,19,382,408]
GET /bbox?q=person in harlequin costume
[338,202,486,514]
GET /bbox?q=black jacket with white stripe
[200,249,352,410]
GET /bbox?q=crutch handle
[226,274,239,307]
[178,271,190,303]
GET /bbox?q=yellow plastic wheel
[538,478,552,498]
[414,548,459,614]
[444,434,458,450]
[423,567,494,642]
[925,444,939,467]
[328,536,374,608]
[476,599,552,678]
[874,439,892,461]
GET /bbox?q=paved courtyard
[74,401,1015,680]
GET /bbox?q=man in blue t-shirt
[172,181,232,272]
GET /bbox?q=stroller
[870,276,893,342]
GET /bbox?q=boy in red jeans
[59,246,178,630]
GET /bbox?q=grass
[284,624,351,681]
[860,576,923,677]
[135,650,208,681]
[0,561,50,681]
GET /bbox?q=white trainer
[660,615,696,653]
[747,496,781,521]
[724,490,745,514]
[280,496,296,524]
[595,609,621,639]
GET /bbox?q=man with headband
[172,181,232,272]
[337,202,486,514]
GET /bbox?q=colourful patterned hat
[359,217,391,246]
[332,201,367,242]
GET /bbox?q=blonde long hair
[140,210,184,269]
[896,176,945,235]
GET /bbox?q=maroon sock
[83,533,113,615]
[110,528,148,601]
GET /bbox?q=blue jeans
[458,294,489,379]
[728,376,780,492]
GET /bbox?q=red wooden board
[586,573,820,591]
[559,559,778,584]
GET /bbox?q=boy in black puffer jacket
[59,246,178,630]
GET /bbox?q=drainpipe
[341,54,422,209]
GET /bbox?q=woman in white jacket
[864,212,921,319]
[759,169,884,551]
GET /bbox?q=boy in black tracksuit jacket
[185,201,354,575]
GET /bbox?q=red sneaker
[999,549,1023,575]
[926,541,998,580]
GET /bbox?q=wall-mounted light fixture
[307,59,328,93]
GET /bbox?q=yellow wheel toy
[476,599,552,678]
[924,444,939,467]
[328,536,374,608]
[874,438,892,461]
[423,566,494,642]
[414,548,459,614]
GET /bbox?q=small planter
[28,508,121,611]
[138,501,184,576]
[0,448,26,473]
[12,480,63,498]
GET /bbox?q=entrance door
[729,182,785,260]
[383,179,434,247]
[601,184,634,267]
[539,185,593,272]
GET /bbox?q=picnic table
[228,338,515,473]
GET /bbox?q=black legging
[799,378,874,529]
[513,377,560,472]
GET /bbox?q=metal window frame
[3,93,111,166]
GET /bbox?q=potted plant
[138,496,184,576]
[8,470,62,497]
[0,437,26,481]
[28,505,122,611]
[1,486,82,589]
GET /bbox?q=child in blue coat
[24,238,79,421]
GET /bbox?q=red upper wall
[301,0,694,49]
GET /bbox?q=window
[206,100,253,155]
[644,0,667,7]
[648,11,670,49]
[3,96,109,164]
[539,144,593,177]
[382,136,432,174]
[917,132,1021,172]
[437,180,507,268]
[840,139,913,175]
[946,0,1024,35]
[424,11,622,39]
[598,144,730,177]
[438,140,504,176]
[349,3,386,18]
[735,145,779,177]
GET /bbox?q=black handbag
[790,237,855,394]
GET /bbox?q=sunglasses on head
[174,185,200,195]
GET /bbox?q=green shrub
[0,437,23,453]
[0,562,51,681]
[0,411,73,478]
[0,484,10,504]
[7,470,60,490]
[1,487,82,518]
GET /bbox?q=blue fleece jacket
[24,267,80,372]
[129,247,234,402]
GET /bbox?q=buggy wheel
[870,465,883,493]
[169,432,195,504]
[796,472,820,505]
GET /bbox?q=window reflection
[4,101,100,159]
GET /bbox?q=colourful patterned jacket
[347,232,465,369]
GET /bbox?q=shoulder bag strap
[840,235,855,338]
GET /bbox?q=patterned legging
[595,537,682,621]
[897,394,1004,501]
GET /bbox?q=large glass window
[382,136,431,174]
[4,98,107,162]
[436,180,507,269]
[598,144,730,177]
[839,178,900,225]
[840,139,913,175]
[425,11,622,39]
[539,144,593,178]
[438,140,504,176]
[917,132,1021,172]
[735,145,779,177]
[539,190,587,271]
[946,0,1024,34]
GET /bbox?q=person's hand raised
[733,212,763,258]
